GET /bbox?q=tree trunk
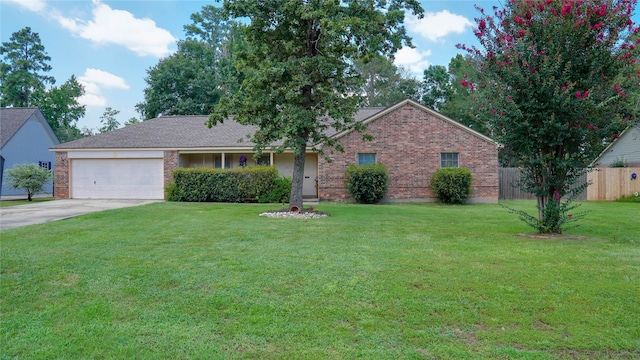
[289,145,307,210]
[27,192,32,201]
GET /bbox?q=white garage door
[71,159,164,199]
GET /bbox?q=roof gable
[1,107,59,148]
[592,124,640,166]
[329,99,497,145]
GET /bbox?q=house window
[38,161,51,170]
[357,153,376,165]
[440,153,459,168]
[257,155,271,166]
[214,155,231,169]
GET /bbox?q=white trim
[67,150,163,159]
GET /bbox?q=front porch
[177,151,319,198]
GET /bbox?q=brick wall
[318,102,499,203]
[54,151,69,199]
[163,150,179,187]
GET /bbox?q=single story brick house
[50,99,499,203]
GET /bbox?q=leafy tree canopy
[0,27,55,107]
[99,107,121,133]
[421,64,451,111]
[208,0,423,209]
[462,0,639,233]
[355,54,420,107]
[32,75,86,142]
[137,6,244,119]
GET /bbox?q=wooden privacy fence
[587,167,640,201]
[499,168,587,201]
[499,167,640,201]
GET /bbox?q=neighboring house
[1,108,59,197]
[50,100,499,203]
[592,123,640,167]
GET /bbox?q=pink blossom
[561,5,572,16]
[592,23,603,30]
[562,86,567,91]
[460,80,469,87]
[514,16,524,25]
[575,91,582,98]
[583,91,589,98]
[568,214,573,218]
[554,190,561,200]
[478,19,486,32]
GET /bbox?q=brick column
[54,152,69,199]
[163,150,179,186]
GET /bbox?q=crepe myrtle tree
[460,0,639,233]
[208,0,423,210]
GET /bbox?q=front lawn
[1,201,638,359]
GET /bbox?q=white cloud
[406,10,473,43]
[78,68,129,107]
[52,0,176,57]
[394,47,432,75]
[4,0,47,12]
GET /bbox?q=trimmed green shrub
[170,166,280,202]
[431,168,473,204]
[258,176,291,203]
[345,164,388,204]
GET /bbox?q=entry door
[303,154,317,197]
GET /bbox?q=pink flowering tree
[461,0,639,233]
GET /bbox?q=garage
[70,156,164,200]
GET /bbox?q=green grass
[0,197,54,207]
[1,201,638,359]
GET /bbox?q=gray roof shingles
[51,108,386,150]
[1,107,38,148]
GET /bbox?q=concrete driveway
[0,199,161,230]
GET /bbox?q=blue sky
[3,0,627,132]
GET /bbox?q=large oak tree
[208,0,423,210]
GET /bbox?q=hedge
[167,166,290,203]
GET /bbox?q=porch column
[221,152,226,168]
[270,152,274,166]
